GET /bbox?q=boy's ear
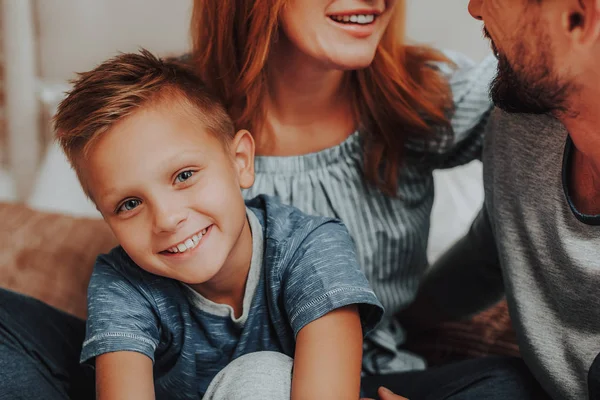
[231,129,255,189]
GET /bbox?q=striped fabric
[243,53,497,374]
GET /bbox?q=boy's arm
[96,351,155,400]
[279,218,384,399]
[82,252,162,399]
[292,305,363,400]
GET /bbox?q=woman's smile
[326,11,380,38]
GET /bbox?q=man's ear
[562,0,600,46]
[231,129,255,189]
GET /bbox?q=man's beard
[489,32,574,115]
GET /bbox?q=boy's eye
[175,170,194,183]
[117,199,141,213]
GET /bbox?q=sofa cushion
[0,202,116,319]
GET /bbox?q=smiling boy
[54,50,383,399]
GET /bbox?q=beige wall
[36,0,488,82]
[37,0,191,81]
[407,0,489,61]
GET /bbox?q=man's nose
[468,0,483,21]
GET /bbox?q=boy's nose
[468,0,483,21]
[152,203,188,234]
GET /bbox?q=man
[371,1,600,399]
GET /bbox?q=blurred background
[0,0,490,260]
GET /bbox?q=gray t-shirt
[81,195,383,398]
[483,110,600,400]
[429,109,600,400]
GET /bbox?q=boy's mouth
[161,225,211,254]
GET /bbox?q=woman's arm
[407,53,496,169]
[291,305,363,400]
[96,351,155,400]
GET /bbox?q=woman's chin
[323,50,377,71]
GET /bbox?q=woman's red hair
[191,0,451,194]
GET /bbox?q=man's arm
[402,206,505,327]
[96,351,155,400]
[291,305,363,400]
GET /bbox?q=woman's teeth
[167,227,208,254]
[330,14,375,24]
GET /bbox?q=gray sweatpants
[204,351,293,400]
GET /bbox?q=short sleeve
[280,220,384,338]
[80,250,161,364]
[406,52,497,168]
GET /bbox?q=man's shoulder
[484,108,567,166]
[488,109,564,139]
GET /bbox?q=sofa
[0,198,519,367]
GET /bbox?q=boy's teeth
[166,229,207,254]
[202,228,208,235]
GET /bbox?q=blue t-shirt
[81,195,384,398]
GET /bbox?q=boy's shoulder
[245,194,348,245]
[94,245,165,287]
[97,245,139,272]
[90,246,184,311]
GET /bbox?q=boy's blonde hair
[54,49,235,196]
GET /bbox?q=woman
[190,0,550,399]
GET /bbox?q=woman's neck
[257,38,356,155]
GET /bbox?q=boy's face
[85,101,255,286]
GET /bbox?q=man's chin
[490,50,572,115]
[490,58,551,114]
[491,78,548,114]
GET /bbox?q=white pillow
[427,161,484,263]
[27,142,100,218]
[27,80,101,218]
[0,169,17,202]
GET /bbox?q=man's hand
[360,386,408,400]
